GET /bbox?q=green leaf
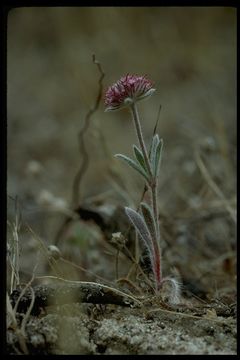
[149,135,163,176]
[140,202,157,242]
[133,145,148,173]
[153,139,163,177]
[125,207,154,255]
[149,134,160,165]
[115,154,149,182]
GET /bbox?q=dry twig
[10,277,142,315]
[71,54,105,207]
[54,55,105,245]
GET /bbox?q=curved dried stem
[71,54,105,208]
[55,55,105,245]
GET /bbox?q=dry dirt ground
[7,7,236,355]
[7,296,236,355]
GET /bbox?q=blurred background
[7,7,236,297]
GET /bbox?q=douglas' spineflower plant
[105,74,180,302]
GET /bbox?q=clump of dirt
[7,298,236,355]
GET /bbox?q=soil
[7,296,236,355]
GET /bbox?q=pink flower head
[105,74,156,111]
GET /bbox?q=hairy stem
[130,103,162,287]
[130,103,152,177]
[152,181,160,239]
[152,183,162,287]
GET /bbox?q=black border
[1,1,238,356]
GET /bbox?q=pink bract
[105,74,155,111]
